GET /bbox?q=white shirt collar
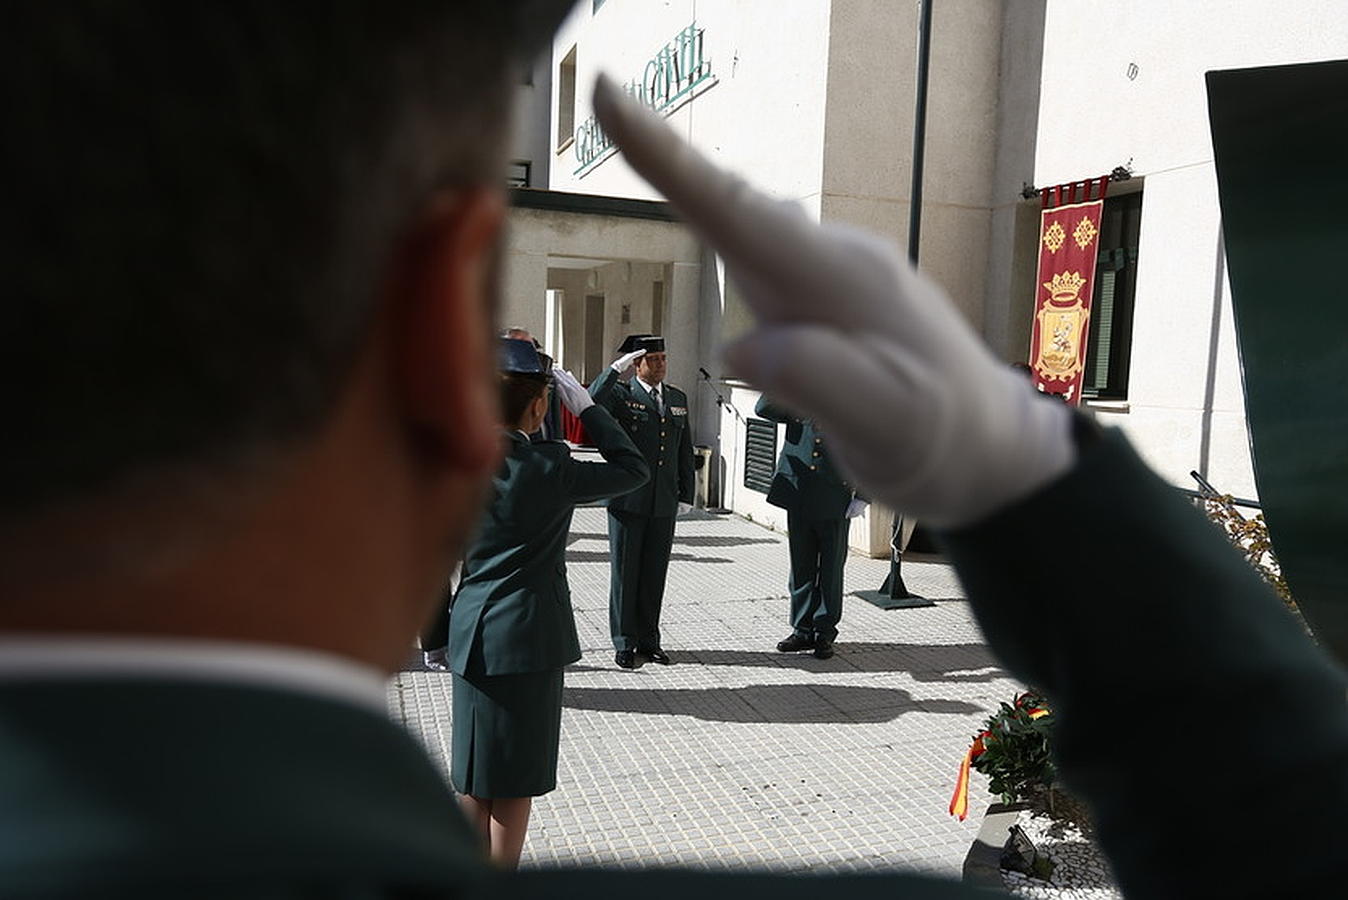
[0,635,389,713]
[637,376,663,397]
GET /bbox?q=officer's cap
[498,337,548,376]
[616,334,665,354]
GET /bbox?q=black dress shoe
[813,640,835,660]
[776,633,815,653]
[644,648,671,665]
[615,649,638,669]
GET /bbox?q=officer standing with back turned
[755,396,867,659]
[589,334,696,669]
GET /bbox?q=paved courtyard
[389,506,1023,878]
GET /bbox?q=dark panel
[508,188,680,222]
[1207,59,1348,662]
[743,418,777,494]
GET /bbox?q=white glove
[552,368,594,416]
[845,498,869,519]
[678,502,693,516]
[610,348,647,375]
[593,75,1074,529]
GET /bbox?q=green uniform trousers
[786,511,850,643]
[608,510,676,652]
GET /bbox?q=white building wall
[1036,0,1348,495]
[512,50,554,188]
[549,1,833,207]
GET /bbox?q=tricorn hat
[498,337,548,375]
[616,334,665,354]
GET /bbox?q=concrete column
[502,249,549,339]
[667,260,702,439]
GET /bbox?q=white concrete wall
[1036,0,1348,495]
[511,49,554,188]
[982,1,1047,361]
[719,384,785,531]
[820,0,1006,329]
[549,0,833,208]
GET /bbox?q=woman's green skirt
[450,666,564,798]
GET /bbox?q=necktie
[652,385,663,416]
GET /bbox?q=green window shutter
[1093,268,1117,387]
[744,418,777,494]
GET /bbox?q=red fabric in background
[561,403,590,445]
[1028,177,1108,405]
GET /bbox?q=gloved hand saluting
[593,75,1075,529]
[609,348,647,375]
[552,367,594,416]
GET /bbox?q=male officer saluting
[755,396,867,659]
[589,335,696,669]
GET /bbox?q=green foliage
[970,690,1056,806]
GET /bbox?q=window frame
[1081,188,1143,402]
[556,46,578,152]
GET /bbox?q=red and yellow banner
[1027,178,1109,404]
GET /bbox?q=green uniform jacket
[0,679,492,899]
[448,405,649,676]
[755,397,857,520]
[589,367,695,517]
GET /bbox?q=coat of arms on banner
[1033,271,1090,380]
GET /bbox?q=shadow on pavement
[565,549,733,564]
[674,534,779,548]
[677,643,1007,682]
[567,531,776,549]
[562,683,982,724]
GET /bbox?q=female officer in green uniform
[447,339,648,868]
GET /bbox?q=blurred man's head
[1,2,572,670]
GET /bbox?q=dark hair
[500,374,549,428]
[1,2,553,516]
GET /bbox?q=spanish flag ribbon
[948,732,988,821]
[949,696,1053,820]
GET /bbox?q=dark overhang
[508,187,681,223]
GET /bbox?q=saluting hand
[552,368,595,416]
[592,75,1075,529]
[610,348,647,376]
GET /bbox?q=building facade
[502,0,1348,554]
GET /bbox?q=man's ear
[391,187,506,474]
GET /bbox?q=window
[556,46,577,151]
[743,418,777,494]
[1082,190,1142,401]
